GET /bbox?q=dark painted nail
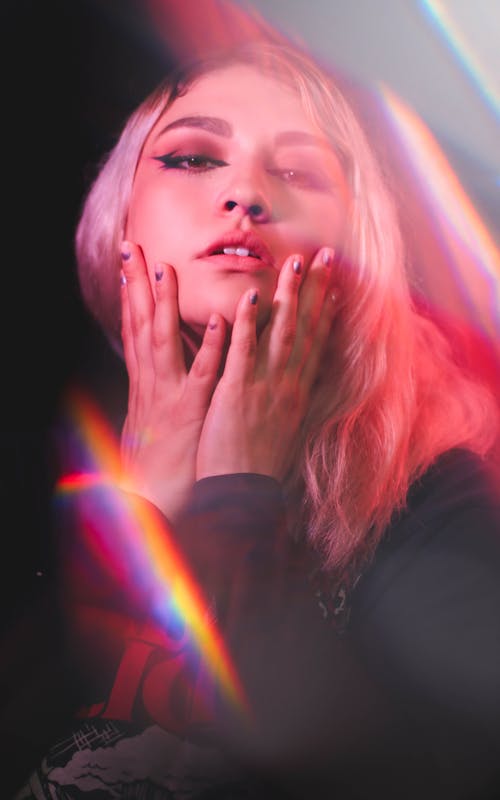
[155,266,164,281]
[322,248,334,267]
[249,290,259,305]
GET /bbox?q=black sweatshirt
[8,448,500,799]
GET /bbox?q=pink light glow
[378,84,500,347]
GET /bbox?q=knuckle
[310,258,328,285]
[280,270,299,295]
[121,261,138,282]
[191,342,220,381]
[279,321,296,349]
[190,355,211,380]
[315,265,329,290]
[158,278,177,301]
[234,333,256,357]
[130,310,149,336]
[151,325,169,350]
[301,328,314,353]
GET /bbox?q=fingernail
[292,256,302,275]
[331,290,338,302]
[249,289,259,305]
[121,242,131,261]
[208,313,218,330]
[120,270,127,286]
[154,264,164,281]
[322,247,334,267]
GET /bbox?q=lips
[198,231,275,268]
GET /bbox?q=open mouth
[199,233,274,267]
[211,246,261,259]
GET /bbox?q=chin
[183,289,273,334]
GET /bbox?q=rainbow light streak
[56,389,249,716]
[419,0,500,120]
[378,84,500,345]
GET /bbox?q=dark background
[1,4,174,788]
[2,0,175,628]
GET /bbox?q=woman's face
[126,63,351,335]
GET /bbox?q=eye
[280,169,300,182]
[268,167,325,190]
[153,152,227,172]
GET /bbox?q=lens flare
[56,388,249,717]
[419,0,499,119]
[377,83,500,350]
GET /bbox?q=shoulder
[351,446,500,643]
[405,447,500,525]
[373,447,500,565]
[348,448,500,799]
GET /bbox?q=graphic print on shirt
[14,618,242,799]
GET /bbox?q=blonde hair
[75,40,498,583]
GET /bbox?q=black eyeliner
[153,152,227,170]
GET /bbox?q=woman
[15,38,500,800]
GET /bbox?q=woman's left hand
[196,247,337,481]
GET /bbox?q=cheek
[311,196,350,258]
[128,183,174,240]
[127,184,195,268]
[283,197,348,262]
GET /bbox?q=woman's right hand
[119,242,226,521]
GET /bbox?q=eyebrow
[274,130,325,148]
[155,115,326,149]
[155,115,232,139]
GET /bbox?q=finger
[223,288,259,384]
[187,312,226,410]
[286,246,334,373]
[151,263,187,384]
[256,253,303,378]
[120,267,139,386]
[301,286,339,393]
[120,267,142,442]
[120,241,155,399]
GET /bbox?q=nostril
[249,203,264,218]
[223,199,267,219]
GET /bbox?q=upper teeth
[223,247,251,256]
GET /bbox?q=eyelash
[153,153,227,172]
[153,152,322,188]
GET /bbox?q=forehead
[152,63,326,138]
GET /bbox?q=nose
[216,172,272,223]
[223,199,268,222]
